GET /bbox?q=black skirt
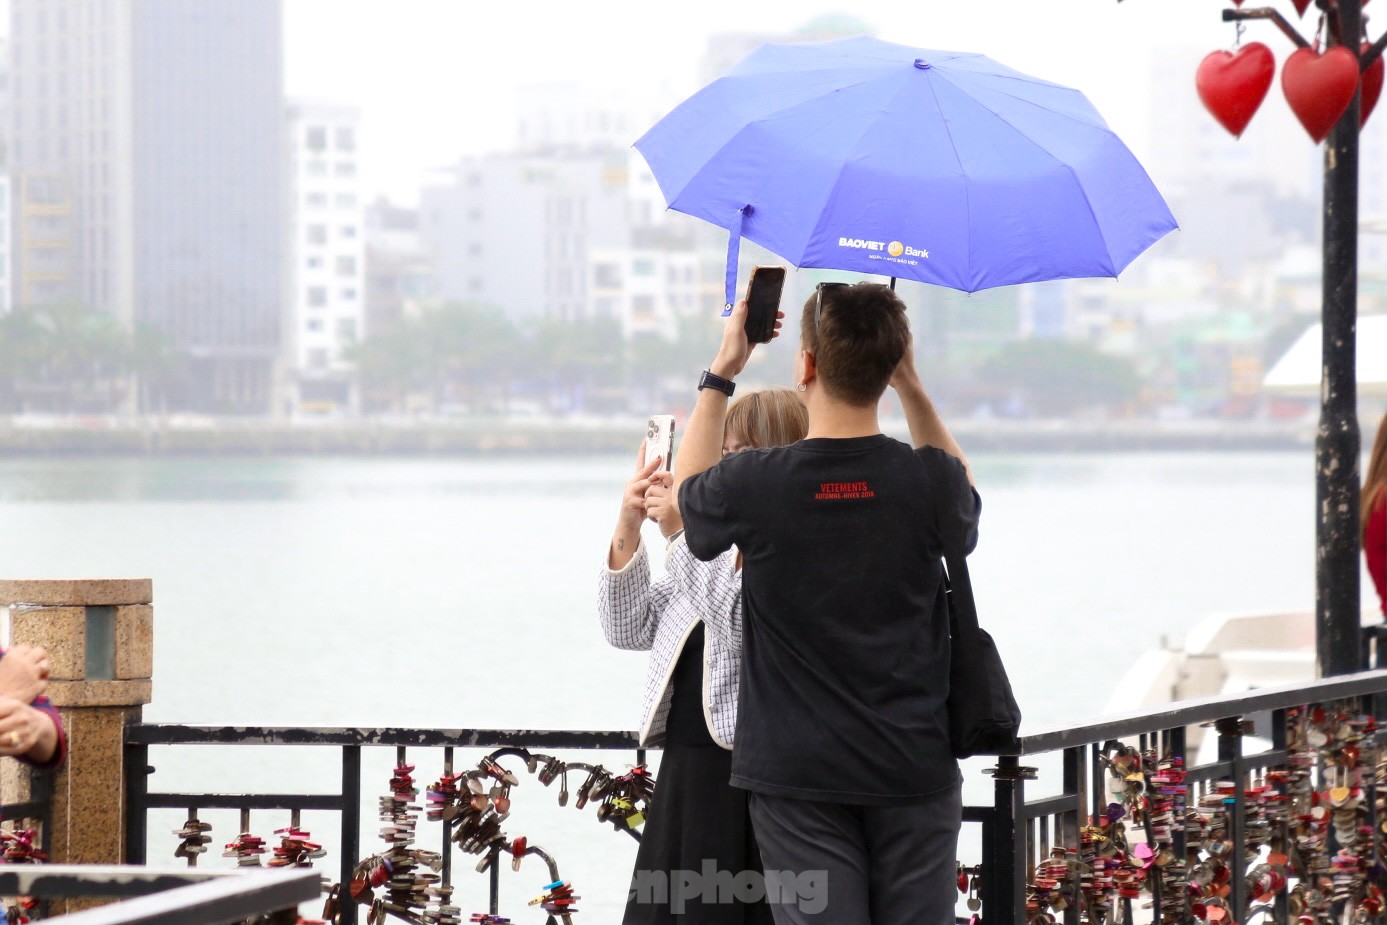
[623,625,772,925]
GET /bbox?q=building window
[306,256,323,270]
[594,264,621,288]
[308,349,328,370]
[467,243,482,256]
[335,161,356,177]
[306,127,327,152]
[307,287,327,308]
[306,225,328,245]
[341,288,358,300]
[632,295,656,319]
[336,318,358,341]
[632,259,655,277]
[340,225,357,238]
[335,193,356,209]
[335,127,356,151]
[306,192,328,209]
[307,319,324,332]
[306,160,327,177]
[336,256,357,277]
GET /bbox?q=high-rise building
[419,146,711,334]
[8,0,284,412]
[284,100,365,414]
[0,39,13,315]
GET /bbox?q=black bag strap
[943,549,980,634]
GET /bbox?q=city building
[364,197,433,338]
[0,174,12,315]
[284,100,365,414]
[8,0,284,412]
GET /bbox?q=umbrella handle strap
[722,206,750,314]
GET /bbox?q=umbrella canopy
[1264,314,1387,397]
[635,36,1178,298]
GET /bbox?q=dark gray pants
[747,782,962,925]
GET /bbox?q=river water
[0,450,1368,919]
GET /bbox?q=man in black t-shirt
[673,284,979,925]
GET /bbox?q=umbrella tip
[913,59,931,70]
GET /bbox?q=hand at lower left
[0,698,49,758]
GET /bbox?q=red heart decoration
[1362,43,1384,126]
[1196,43,1275,137]
[1282,45,1361,142]
[1291,0,1312,14]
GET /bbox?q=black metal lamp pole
[1318,0,1365,677]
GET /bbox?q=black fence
[0,765,54,861]
[123,668,1387,925]
[985,668,1387,925]
[0,865,319,925]
[124,727,646,924]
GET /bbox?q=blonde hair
[1365,409,1387,541]
[724,388,809,450]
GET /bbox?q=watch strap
[698,369,736,396]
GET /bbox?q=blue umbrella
[634,36,1177,301]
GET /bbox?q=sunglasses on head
[813,282,850,337]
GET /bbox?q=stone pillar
[0,579,153,874]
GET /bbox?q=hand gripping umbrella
[634,36,1177,304]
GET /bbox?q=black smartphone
[744,266,787,344]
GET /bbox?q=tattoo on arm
[617,538,625,551]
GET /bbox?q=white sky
[283,0,1245,202]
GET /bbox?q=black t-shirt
[679,435,979,805]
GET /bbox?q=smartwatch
[698,369,736,397]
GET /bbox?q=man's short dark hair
[800,283,910,407]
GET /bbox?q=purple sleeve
[21,696,66,769]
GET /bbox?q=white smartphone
[646,415,675,471]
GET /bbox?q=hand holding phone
[646,415,675,471]
[744,266,787,344]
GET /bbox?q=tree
[977,339,1143,416]
[0,303,133,412]
[349,303,522,413]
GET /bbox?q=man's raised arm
[889,336,974,487]
[673,300,779,489]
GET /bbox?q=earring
[796,382,807,393]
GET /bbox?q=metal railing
[984,668,1387,924]
[124,668,1387,925]
[0,865,319,925]
[0,765,54,858]
[124,726,646,924]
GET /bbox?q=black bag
[944,550,1022,758]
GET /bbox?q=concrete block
[114,606,153,680]
[47,680,151,708]
[48,706,139,914]
[8,606,85,680]
[0,580,152,608]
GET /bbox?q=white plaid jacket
[598,535,741,749]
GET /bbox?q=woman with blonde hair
[1365,409,1387,616]
[599,388,807,925]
